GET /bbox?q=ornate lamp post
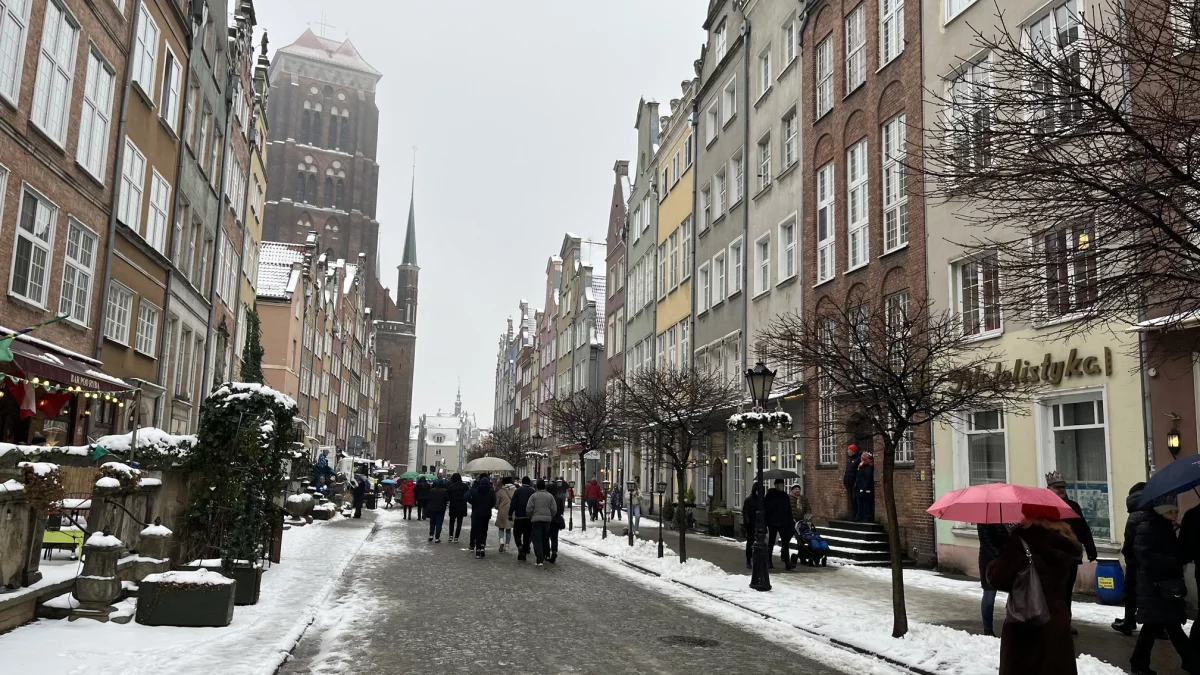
[745,361,776,592]
[627,480,637,547]
[656,480,667,558]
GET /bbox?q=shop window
[1050,396,1109,540]
[965,408,1006,484]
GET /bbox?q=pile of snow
[94,477,121,489]
[185,558,256,567]
[140,524,172,537]
[1,479,25,493]
[137,477,162,487]
[86,532,123,548]
[93,427,197,457]
[210,382,298,412]
[286,493,313,504]
[313,503,336,512]
[727,410,793,431]
[0,443,89,459]
[59,498,90,509]
[17,461,59,476]
[143,569,234,586]
[100,461,140,477]
[41,593,80,610]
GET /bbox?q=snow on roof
[1127,309,1200,332]
[17,461,58,476]
[343,264,358,294]
[1,479,23,494]
[278,29,382,77]
[86,532,123,548]
[258,242,306,300]
[0,325,102,366]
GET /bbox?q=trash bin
[364,493,377,510]
[1095,558,1124,605]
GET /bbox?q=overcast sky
[255,0,706,427]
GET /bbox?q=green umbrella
[399,471,419,480]
[421,473,437,481]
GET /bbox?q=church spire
[455,381,462,416]
[401,151,418,268]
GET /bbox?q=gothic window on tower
[340,113,350,151]
[328,107,339,148]
[336,179,345,210]
[310,104,322,146]
[306,173,317,204]
[295,172,306,202]
[324,176,334,208]
[302,101,311,142]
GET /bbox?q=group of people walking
[741,479,810,571]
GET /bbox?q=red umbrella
[927,483,1076,524]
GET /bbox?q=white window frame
[880,0,904,65]
[882,113,909,253]
[716,20,727,61]
[698,262,711,314]
[956,408,1008,487]
[778,216,797,283]
[816,37,833,119]
[668,230,679,290]
[955,253,1003,338]
[759,46,772,98]
[782,111,797,168]
[671,152,680,185]
[846,139,869,270]
[135,298,159,356]
[10,183,56,307]
[0,0,31,105]
[946,0,978,22]
[754,233,771,297]
[713,250,726,305]
[30,1,80,145]
[161,43,182,131]
[59,217,97,326]
[715,170,727,215]
[119,137,146,234]
[657,242,667,301]
[706,102,719,146]
[131,2,158,99]
[700,185,711,231]
[681,217,692,281]
[723,77,737,125]
[104,281,134,345]
[729,237,743,295]
[816,162,836,284]
[845,4,866,94]
[1038,390,1113,542]
[147,169,170,254]
[782,18,797,65]
[77,49,114,182]
[731,152,744,203]
[757,135,772,191]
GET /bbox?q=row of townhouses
[0,2,417,468]
[491,0,1198,591]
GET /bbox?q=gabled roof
[278,29,381,77]
[257,242,306,300]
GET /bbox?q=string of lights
[0,371,138,404]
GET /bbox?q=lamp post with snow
[656,480,667,558]
[745,361,776,592]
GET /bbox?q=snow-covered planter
[180,559,263,606]
[285,492,314,521]
[95,461,141,493]
[136,569,236,627]
[727,411,794,433]
[311,502,336,521]
[93,428,197,467]
[17,461,64,512]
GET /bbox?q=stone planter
[70,532,126,623]
[285,493,314,525]
[181,560,263,605]
[311,504,335,521]
[136,569,235,627]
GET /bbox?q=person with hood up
[855,452,876,523]
[510,477,536,561]
[351,474,370,519]
[383,479,397,509]
[1113,481,1148,636]
[1046,471,1097,633]
[415,477,431,520]
[426,479,449,542]
[1130,494,1200,675]
[742,482,763,569]
[764,478,795,570]
[609,484,624,520]
[986,506,1084,675]
[399,478,415,517]
[843,444,862,520]
[494,477,516,553]
[585,478,604,521]
[446,473,469,543]
[527,479,558,566]
[628,479,643,535]
[467,475,496,558]
[977,522,1011,636]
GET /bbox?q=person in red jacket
[400,479,416,519]
[584,478,604,521]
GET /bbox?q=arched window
[324,176,334,208]
[295,172,306,201]
[311,112,322,145]
[335,179,345,210]
[305,174,317,203]
[340,114,349,151]
[301,109,310,142]
[328,115,338,148]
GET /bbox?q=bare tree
[759,294,1039,637]
[465,427,540,473]
[921,0,1200,352]
[541,389,620,532]
[614,367,743,563]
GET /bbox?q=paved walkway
[280,512,868,675]
[596,515,1187,675]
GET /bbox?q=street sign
[583,450,600,460]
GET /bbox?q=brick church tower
[375,189,420,467]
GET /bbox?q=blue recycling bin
[1095,558,1124,606]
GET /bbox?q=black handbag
[1157,577,1188,599]
[1002,536,1051,626]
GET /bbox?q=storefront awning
[7,336,131,392]
[1126,310,1200,333]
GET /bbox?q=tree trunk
[881,442,908,638]
[676,467,688,562]
[578,450,587,532]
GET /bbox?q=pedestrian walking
[426,479,448,542]
[527,479,557,566]
[985,512,1084,675]
[467,475,496,558]
[628,479,643,535]
[446,473,469,543]
[742,482,762,569]
[351,474,370,519]
[383,480,397,509]
[977,522,1010,637]
[511,477,535,561]
[1046,471,1097,633]
[609,484,623,520]
[495,477,516,553]
[585,478,603,521]
[1114,482,1148,636]
[764,478,794,570]
[399,479,415,518]
[843,444,861,520]
[1130,494,1200,675]
[548,480,566,563]
[855,452,876,523]
[415,477,431,520]
[1178,497,1200,649]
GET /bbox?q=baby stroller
[790,517,830,567]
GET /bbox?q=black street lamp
[627,480,637,547]
[745,361,776,592]
[568,480,576,531]
[656,480,667,558]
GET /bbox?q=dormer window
[715,20,727,61]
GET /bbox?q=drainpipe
[741,18,751,374]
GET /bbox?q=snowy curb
[561,538,936,675]
[265,519,381,675]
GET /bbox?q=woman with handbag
[986,510,1083,675]
[1130,494,1200,675]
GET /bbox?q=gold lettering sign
[950,347,1113,392]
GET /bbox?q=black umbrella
[1139,456,1200,507]
[762,469,801,481]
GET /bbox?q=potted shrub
[711,505,736,538]
[136,569,235,627]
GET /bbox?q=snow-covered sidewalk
[561,526,1126,675]
[2,511,382,675]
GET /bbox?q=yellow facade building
[654,83,696,367]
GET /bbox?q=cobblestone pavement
[279,511,863,675]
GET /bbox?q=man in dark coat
[742,482,762,569]
[467,476,496,557]
[415,477,431,520]
[843,444,861,520]
[1047,471,1097,632]
[1114,482,1148,636]
[854,452,876,523]
[510,477,536,561]
[351,474,370,518]
[446,473,469,543]
[977,522,1009,636]
[1130,494,1199,675]
[426,479,449,542]
[764,478,794,570]
[1178,498,1200,649]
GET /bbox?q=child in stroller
[789,516,830,567]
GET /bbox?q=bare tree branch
[541,389,620,532]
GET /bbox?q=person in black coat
[742,482,763,569]
[977,522,1010,636]
[855,452,876,523]
[1114,482,1148,636]
[351,474,370,518]
[426,479,449,542]
[1179,500,1200,650]
[510,477,536,561]
[1130,494,1200,675]
[467,475,497,557]
[763,478,795,570]
[1047,472,1097,631]
[414,477,431,520]
[446,473,469,543]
